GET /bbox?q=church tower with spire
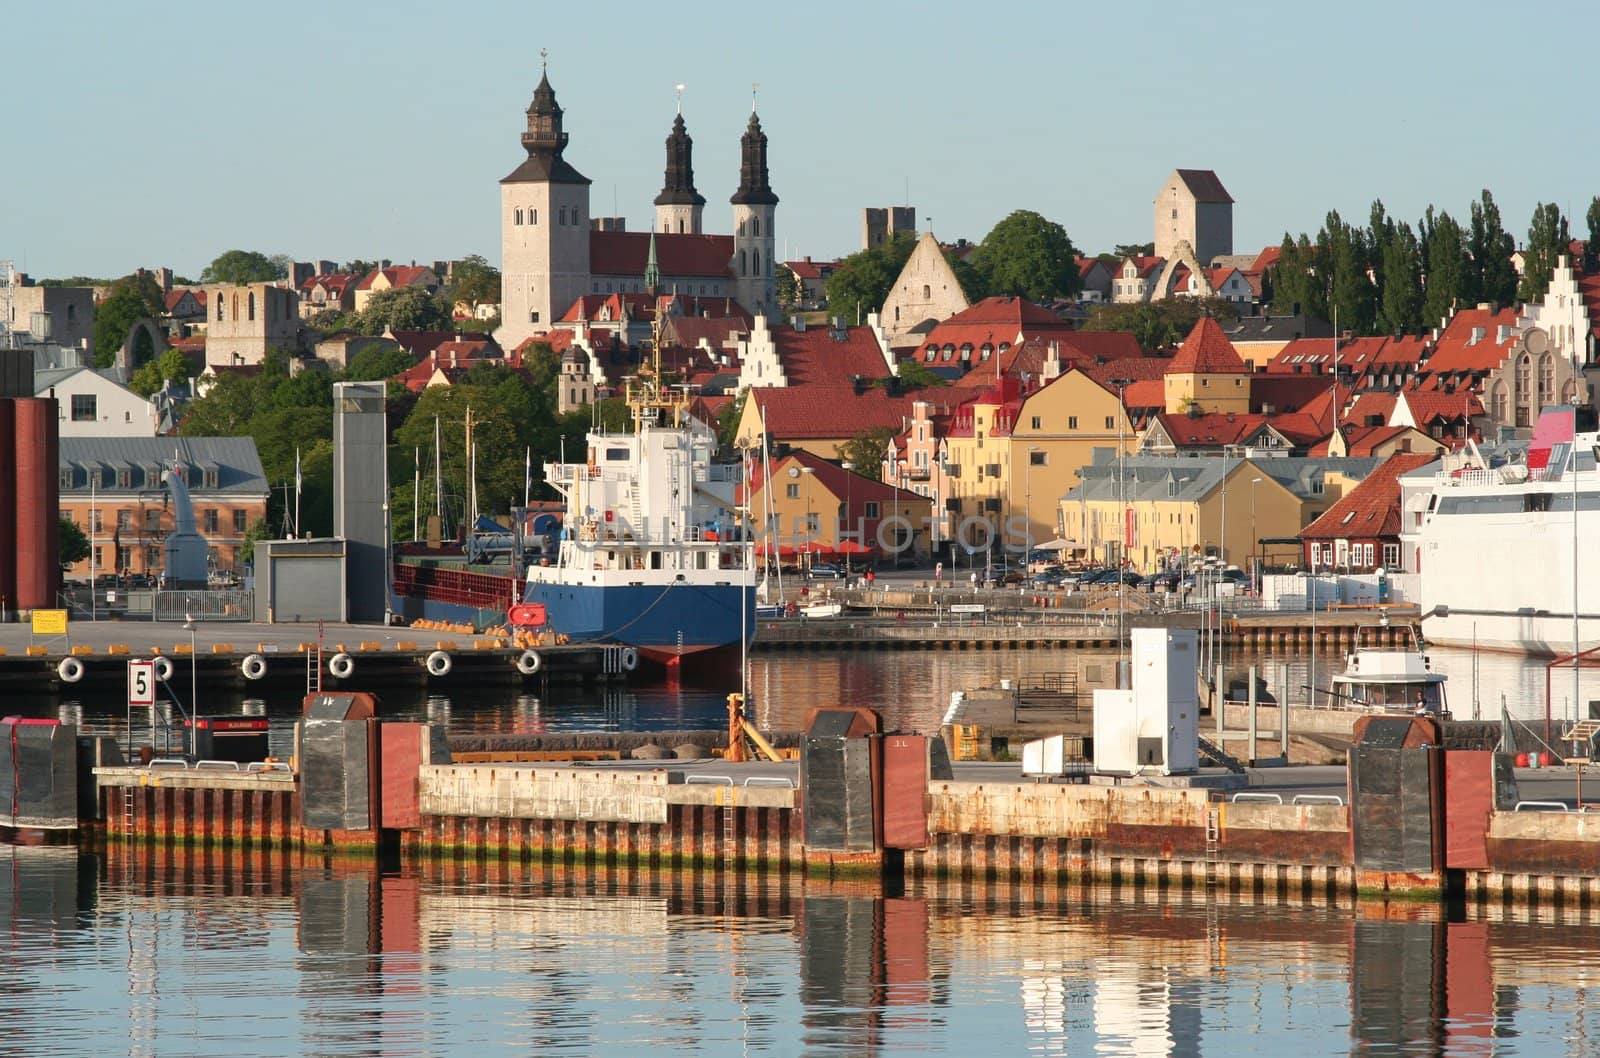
[497,56,592,351]
[654,96,705,235]
[730,100,778,319]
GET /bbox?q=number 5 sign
[127,660,156,706]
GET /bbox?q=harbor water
[7,845,1600,1056]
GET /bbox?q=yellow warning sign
[31,609,69,636]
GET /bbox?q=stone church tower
[730,109,778,320]
[498,65,591,351]
[654,109,705,235]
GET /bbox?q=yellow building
[1060,454,1375,571]
[747,449,933,564]
[942,369,1134,557]
[1163,316,1251,415]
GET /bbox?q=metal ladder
[721,802,738,867]
[1203,802,1221,888]
[121,786,136,839]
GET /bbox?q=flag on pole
[524,447,531,511]
[295,448,302,496]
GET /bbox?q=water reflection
[8,846,1600,1055]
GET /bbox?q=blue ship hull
[523,580,757,664]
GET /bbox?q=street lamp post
[1251,476,1262,594]
[800,466,816,571]
[181,612,197,753]
[841,462,853,575]
[1109,379,1133,667]
[1025,446,1042,568]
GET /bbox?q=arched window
[232,293,239,321]
[217,296,224,322]
[531,208,537,225]
[559,206,567,225]
[515,208,523,225]
[1539,353,1556,404]
[752,217,760,237]
[1490,381,1507,422]
[247,292,256,321]
[752,249,760,275]
[922,284,931,300]
[677,218,684,234]
[739,250,747,276]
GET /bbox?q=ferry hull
[1422,611,1600,657]
[524,580,756,668]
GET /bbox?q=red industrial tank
[13,397,61,611]
[0,399,15,614]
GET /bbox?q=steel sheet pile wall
[0,719,79,830]
[0,399,15,615]
[12,397,60,611]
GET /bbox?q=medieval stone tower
[498,65,591,351]
[730,109,778,320]
[654,107,705,235]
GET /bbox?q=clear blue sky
[10,0,1599,281]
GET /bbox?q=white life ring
[241,653,268,681]
[57,656,85,683]
[620,647,639,672]
[152,655,174,681]
[328,652,355,680]
[516,650,542,676]
[425,650,452,677]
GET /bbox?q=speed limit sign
[127,660,156,706]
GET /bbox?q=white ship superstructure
[1417,416,1600,656]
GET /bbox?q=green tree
[968,209,1082,302]
[354,286,452,335]
[1467,190,1517,306]
[1081,297,1236,352]
[343,259,378,277]
[825,233,917,323]
[1319,210,1377,335]
[1420,207,1466,328]
[1267,234,1327,319]
[200,249,285,284]
[716,388,748,451]
[341,345,417,382]
[1377,223,1423,335]
[445,254,501,308]
[236,518,271,565]
[59,516,90,566]
[1586,197,1600,275]
[129,348,193,396]
[839,427,894,483]
[895,358,947,388]
[1112,242,1155,259]
[92,284,155,369]
[775,264,803,311]
[1519,202,1571,303]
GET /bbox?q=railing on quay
[58,587,255,622]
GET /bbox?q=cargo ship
[392,363,755,673]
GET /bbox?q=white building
[34,366,161,437]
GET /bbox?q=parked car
[1031,568,1067,588]
[806,562,845,580]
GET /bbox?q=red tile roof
[388,330,458,356]
[1398,389,1483,426]
[589,231,734,279]
[747,384,916,441]
[1314,424,1433,458]
[783,258,837,281]
[1152,411,1268,448]
[1250,246,1282,274]
[1124,255,1165,279]
[772,324,889,387]
[1345,391,1397,427]
[750,448,928,508]
[1420,306,1519,374]
[1300,453,1436,541]
[662,315,749,356]
[300,272,363,297]
[1249,374,1341,416]
[1084,355,1171,385]
[1122,378,1165,408]
[357,265,436,292]
[1167,317,1247,375]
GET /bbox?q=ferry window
[650,551,662,569]
[696,551,708,569]
[606,448,629,461]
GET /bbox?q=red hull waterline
[639,642,746,681]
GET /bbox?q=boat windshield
[1342,681,1443,712]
